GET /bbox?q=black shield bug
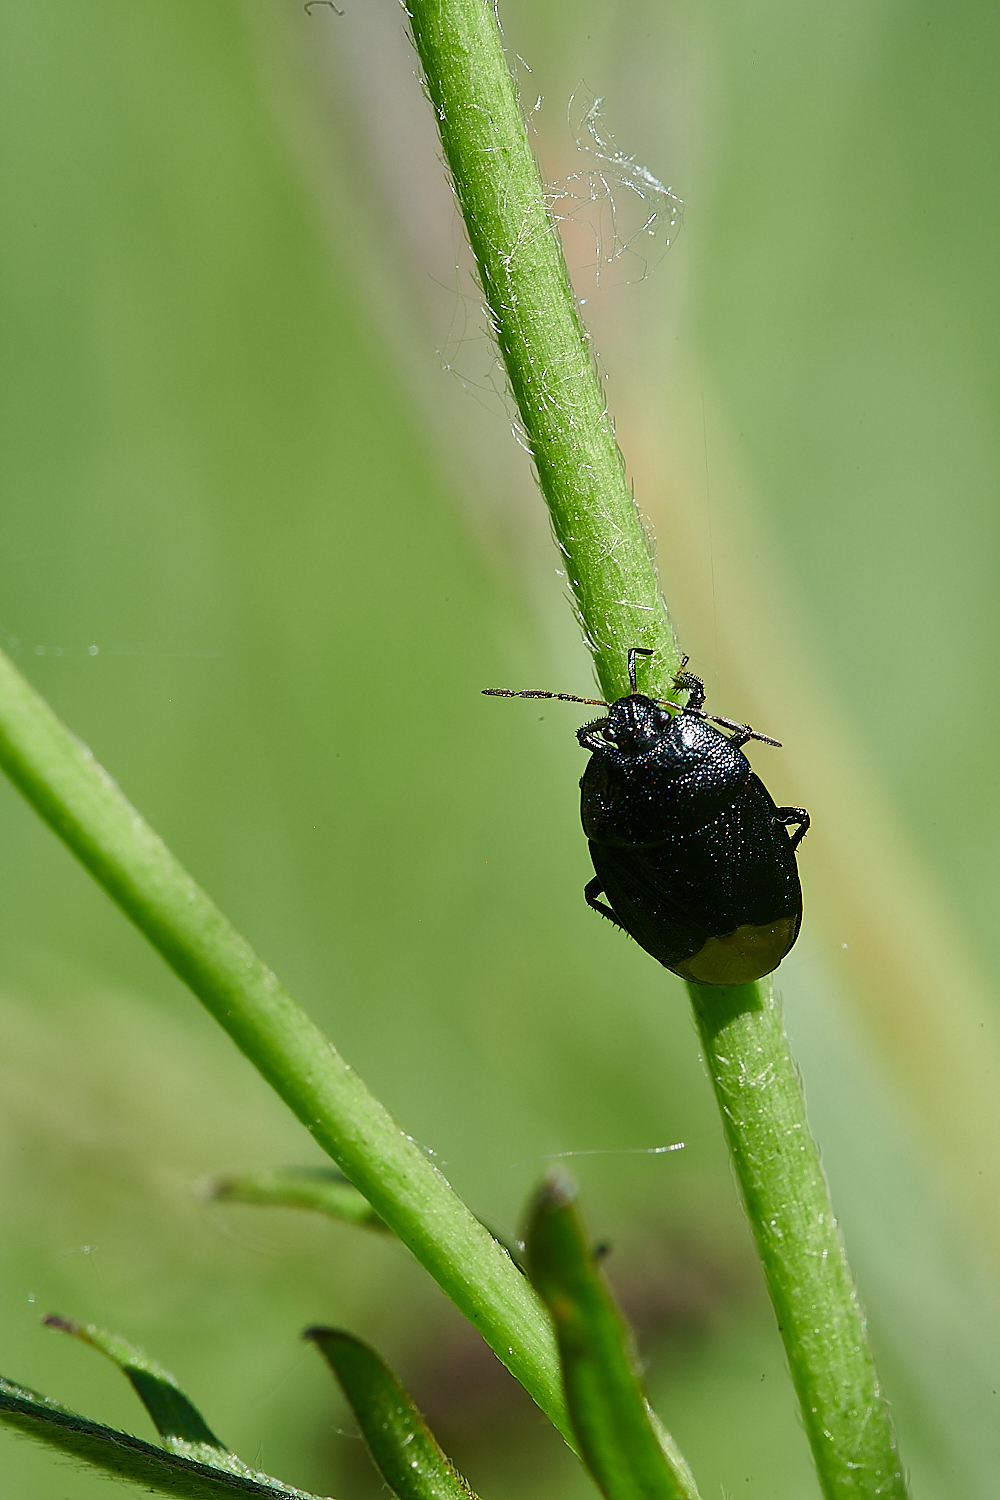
[485,648,808,985]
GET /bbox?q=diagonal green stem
[688,981,905,1498]
[0,650,569,1445]
[403,1,909,1495]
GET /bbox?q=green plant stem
[688,980,906,1500]
[404,0,679,704]
[404,2,908,1495]
[0,650,569,1446]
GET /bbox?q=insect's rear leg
[774,807,810,849]
[584,876,626,930]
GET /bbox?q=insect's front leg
[774,806,810,849]
[673,666,706,713]
[577,717,610,752]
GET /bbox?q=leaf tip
[531,1170,577,1215]
[302,1325,343,1349]
[41,1314,77,1335]
[194,1173,231,1202]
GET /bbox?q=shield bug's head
[601,694,671,753]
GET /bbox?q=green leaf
[200,1166,391,1233]
[44,1316,225,1460]
[0,1375,330,1499]
[525,1176,698,1500]
[305,1327,478,1500]
[202,1166,527,1272]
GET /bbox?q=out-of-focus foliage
[0,2,998,1498]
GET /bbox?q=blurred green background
[2,1,1000,1496]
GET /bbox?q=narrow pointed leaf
[202,1167,526,1271]
[305,1327,478,1500]
[525,1177,698,1500]
[202,1166,390,1232]
[45,1316,225,1460]
[0,1376,330,1499]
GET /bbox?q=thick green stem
[404,1,909,1495]
[0,650,569,1445]
[688,980,906,1499]
[405,0,679,703]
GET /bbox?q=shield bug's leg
[627,646,654,694]
[673,661,707,714]
[584,877,625,929]
[774,807,810,849]
[577,717,610,752]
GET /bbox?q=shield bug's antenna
[708,715,781,748]
[627,646,654,694]
[482,688,609,705]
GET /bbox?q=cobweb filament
[546,88,684,291]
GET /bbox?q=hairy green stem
[405,0,679,703]
[404,1,908,1494]
[0,650,569,1445]
[689,981,905,1498]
